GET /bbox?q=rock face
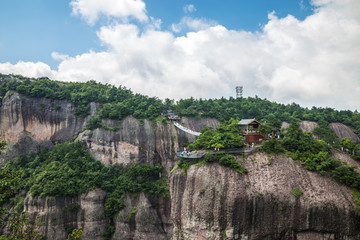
[24,188,108,240]
[0,91,90,163]
[282,121,319,133]
[299,121,319,133]
[1,92,360,239]
[170,153,360,239]
[0,92,219,239]
[330,123,360,143]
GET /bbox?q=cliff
[170,153,360,239]
[1,92,360,239]
[330,123,360,143]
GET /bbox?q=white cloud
[171,17,218,33]
[0,61,55,79]
[184,4,196,14]
[51,52,70,61]
[70,0,148,25]
[1,0,360,110]
[299,0,306,10]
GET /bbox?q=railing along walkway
[176,147,254,159]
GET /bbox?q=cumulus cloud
[51,52,70,61]
[171,17,218,33]
[1,0,360,110]
[184,4,196,14]
[70,0,148,25]
[0,61,55,79]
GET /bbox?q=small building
[165,110,181,121]
[238,118,264,144]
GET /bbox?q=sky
[0,0,359,110]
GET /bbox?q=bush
[261,138,284,154]
[104,225,115,239]
[291,187,303,197]
[86,117,102,130]
[177,153,247,174]
[188,119,245,151]
[128,207,137,219]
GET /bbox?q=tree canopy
[188,119,245,150]
[1,74,359,139]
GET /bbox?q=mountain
[0,75,360,239]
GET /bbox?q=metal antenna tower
[236,86,243,98]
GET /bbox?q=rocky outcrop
[281,121,319,133]
[170,153,360,239]
[76,116,219,173]
[24,189,170,240]
[113,193,169,240]
[0,91,92,163]
[0,92,220,239]
[1,92,360,239]
[330,123,360,143]
[24,188,108,240]
[331,149,360,171]
[299,121,319,133]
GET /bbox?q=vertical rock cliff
[1,92,360,239]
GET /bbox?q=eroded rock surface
[24,188,108,240]
[330,123,360,143]
[282,121,319,133]
[170,153,360,240]
[1,92,360,239]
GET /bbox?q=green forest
[1,74,360,137]
[2,142,168,218]
[0,141,168,239]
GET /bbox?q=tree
[67,227,83,240]
[340,138,356,154]
[189,119,245,150]
[0,135,43,239]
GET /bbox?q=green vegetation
[291,187,303,198]
[339,137,360,160]
[0,75,166,120]
[0,135,43,239]
[3,142,169,219]
[261,122,360,190]
[352,190,360,216]
[175,120,247,174]
[176,152,247,174]
[128,206,137,219]
[188,119,245,151]
[85,116,121,132]
[1,74,360,139]
[261,138,284,154]
[67,227,83,240]
[104,225,115,239]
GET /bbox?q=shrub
[104,225,115,239]
[177,153,247,174]
[128,207,137,219]
[261,138,284,154]
[86,117,102,130]
[69,203,80,212]
[291,187,303,198]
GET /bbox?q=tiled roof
[238,118,256,125]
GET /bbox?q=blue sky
[0,0,359,110]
